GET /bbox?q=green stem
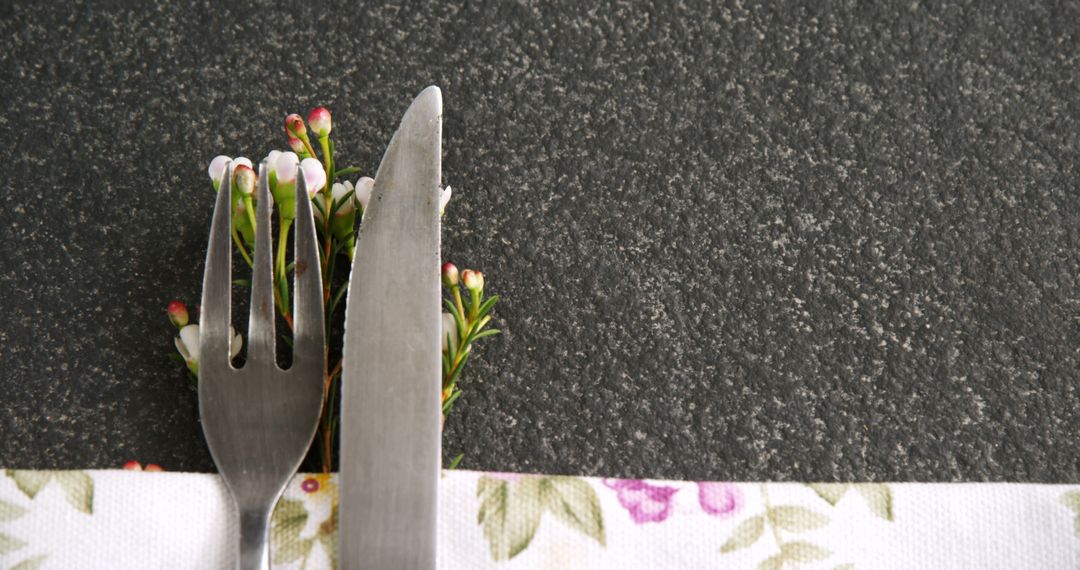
[760,483,783,549]
[452,286,466,330]
[275,217,294,322]
[243,195,257,233]
[231,227,253,267]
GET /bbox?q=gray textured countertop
[2,1,1079,481]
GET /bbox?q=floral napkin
[1,469,1077,569]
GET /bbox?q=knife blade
[340,86,442,569]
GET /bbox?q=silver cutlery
[340,86,443,569]
[199,161,326,570]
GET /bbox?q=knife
[339,86,442,569]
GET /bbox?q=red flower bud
[144,464,164,472]
[308,106,332,138]
[233,164,257,196]
[167,300,189,328]
[288,135,306,154]
[442,262,460,287]
[461,269,484,293]
[284,113,307,139]
[123,461,142,471]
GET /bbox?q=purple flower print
[697,482,743,517]
[604,479,679,524]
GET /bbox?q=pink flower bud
[167,300,189,328]
[275,152,299,183]
[284,113,307,139]
[462,270,484,293]
[123,461,142,471]
[308,106,332,138]
[233,164,257,196]
[442,262,459,287]
[300,157,326,196]
[208,155,232,186]
[144,464,164,472]
[288,135,306,154]
[265,150,282,167]
[354,176,374,213]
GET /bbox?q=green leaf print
[1060,491,1080,513]
[271,498,312,564]
[477,476,545,561]
[720,515,765,553]
[855,484,893,521]
[807,483,849,506]
[0,532,27,555]
[54,471,94,514]
[540,477,605,546]
[11,555,47,570]
[0,499,28,522]
[6,472,51,500]
[767,506,829,533]
[757,554,785,570]
[780,540,830,562]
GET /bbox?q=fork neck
[237,505,272,570]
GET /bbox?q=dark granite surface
[2,0,1079,481]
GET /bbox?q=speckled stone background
[2,1,1079,481]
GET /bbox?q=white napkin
[1,469,1077,569]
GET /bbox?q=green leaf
[11,555,47,570]
[448,453,464,470]
[807,483,849,506]
[541,477,605,546]
[720,515,764,553]
[53,471,94,514]
[856,484,893,521]
[780,541,830,562]
[442,388,462,415]
[232,278,251,288]
[1061,491,1080,513]
[768,506,829,532]
[446,351,470,388]
[477,295,499,318]
[312,197,327,218]
[271,498,309,563]
[444,299,465,333]
[477,477,544,561]
[0,499,27,521]
[0,532,27,554]
[470,329,502,342]
[757,554,785,570]
[7,471,51,499]
[334,166,361,178]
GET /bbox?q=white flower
[354,176,374,214]
[316,181,356,222]
[208,155,232,187]
[441,312,458,352]
[231,157,253,171]
[300,157,326,197]
[265,150,282,171]
[439,185,452,216]
[174,323,243,375]
[275,151,300,184]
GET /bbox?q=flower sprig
[441,263,500,415]
[167,106,498,473]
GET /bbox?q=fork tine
[199,163,234,374]
[246,160,276,363]
[291,173,326,369]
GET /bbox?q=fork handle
[238,507,272,570]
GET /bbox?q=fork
[199,160,326,570]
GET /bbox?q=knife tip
[409,85,442,120]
